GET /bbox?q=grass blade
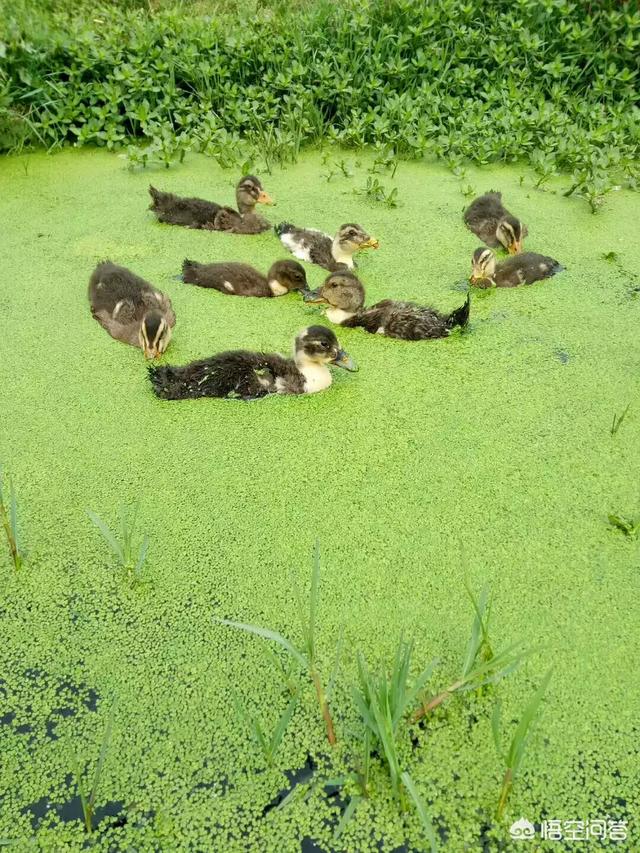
[268,693,298,759]
[214,617,308,668]
[308,540,321,662]
[70,750,91,832]
[506,668,553,774]
[88,699,116,814]
[326,624,344,702]
[401,772,438,853]
[491,699,502,756]
[9,479,20,557]
[134,534,150,577]
[87,510,125,564]
[334,796,362,840]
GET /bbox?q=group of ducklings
[88,176,563,401]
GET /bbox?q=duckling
[88,261,175,358]
[304,271,469,340]
[181,259,308,297]
[470,248,563,288]
[148,326,356,401]
[463,192,528,254]
[148,176,273,232]
[275,222,378,271]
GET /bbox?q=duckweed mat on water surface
[0,149,639,851]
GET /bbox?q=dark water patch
[23,795,124,832]
[1,711,16,726]
[451,280,470,292]
[262,754,317,816]
[554,349,570,363]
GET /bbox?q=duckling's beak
[257,191,274,205]
[359,237,379,249]
[508,241,521,255]
[143,347,159,359]
[333,349,357,371]
[303,289,327,304]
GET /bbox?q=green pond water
[0,149,639,851]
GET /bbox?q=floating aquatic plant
[608,513,639,537]
[354,176,398,208]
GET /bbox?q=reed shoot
[493,669,553,820]
[216,543,338,745]
[413,582,528,723]
[71,699,116,833]
[0,467,23,571]
[87,504,150,581]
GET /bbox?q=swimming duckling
[275,222,378,271]
[148,176,273,232]
[304,271,469,340]
[148,326,356,401]
[470,248,563,288]
[181,259,308,297]
[88,261,175,358]
[464,192,528,254]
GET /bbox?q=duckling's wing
[276,224,333,268]
[496,253,562,286]
[358,301,450,340]
[213,207,243,231]
[91,307,140,347]
[230,213,272,235]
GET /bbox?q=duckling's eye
[319,340,330,349]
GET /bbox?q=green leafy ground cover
[0,149,639,850]
[2,0,639,210]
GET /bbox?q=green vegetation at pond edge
[0,148,639,850]
[2,0,639,211]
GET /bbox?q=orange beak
[508,241,522,255]
[360,237,379,249]
[257,191,273,205]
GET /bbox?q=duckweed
[0,149,638,850]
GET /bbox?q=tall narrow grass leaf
[87,511,125,563]
[401,772,438,853]
[214,618,307,668]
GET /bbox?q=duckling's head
[335,224,379,255]
[236,175,273,213]
[266,260,308,294]
[470,248,496,285]
[294,325,357,371]
[496,215,525,254]
[303,271,366,313]
[139,310,172,359]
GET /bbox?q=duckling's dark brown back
[463,192,508,246]
[88,261,154,313]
